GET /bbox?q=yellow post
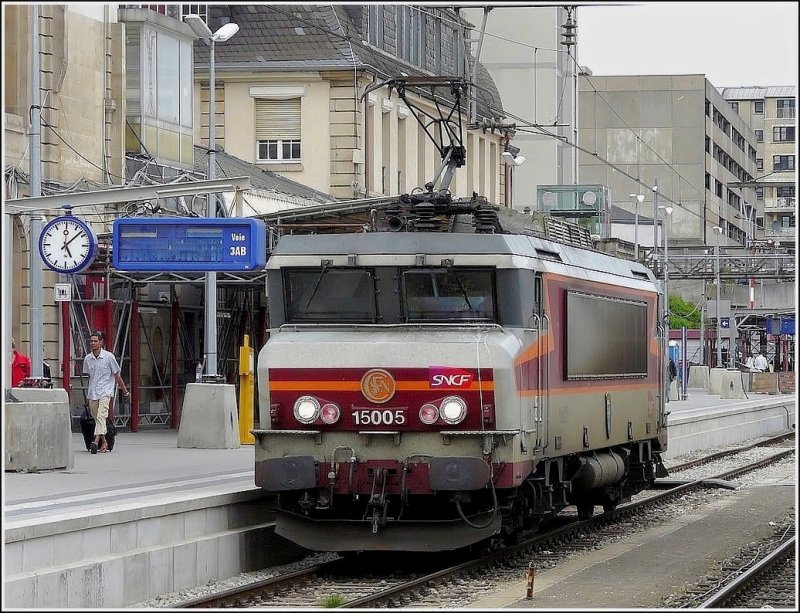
[238,334,255,444]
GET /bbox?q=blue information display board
[112,218,267,272]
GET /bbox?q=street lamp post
[628,193,644,260]
[713,225,723,368]
[185,15,239,380]
[658,204,673,400]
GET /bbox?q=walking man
[83,332,130,454]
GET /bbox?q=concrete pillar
[5,388,74,471]
[177,383,240,448]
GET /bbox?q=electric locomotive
[254,75,667,552]
[254,211,668,552]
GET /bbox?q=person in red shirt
[11,338,32,387]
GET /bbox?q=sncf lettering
[430,373,472,387]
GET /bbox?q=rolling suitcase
[79,405,116,451]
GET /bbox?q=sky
[577,2,799,88]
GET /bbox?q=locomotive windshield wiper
[448,268,474,311]
[305,264,330,309]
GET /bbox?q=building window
[730,101,738,113]
[180,4,207,21]
[773,155,795,171]
[255,98,302,162]
[705,135,710,153]
[777,98,795,118]
[705,172,711,190]
[257,140,301,161]
[754,129,763,142]
[433,16,442,74]
[756,158,763,171]
[777,186,795,198]
[755,187,764,200]
[773,126,795,142]
[754,100,764,114]
[368,5,384,48]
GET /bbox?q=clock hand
[62,243,73,258]
[63,232,82,247]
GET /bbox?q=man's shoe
[90,442,98,454]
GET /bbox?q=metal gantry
[645,250,795,280]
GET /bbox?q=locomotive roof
[268,232,660,293]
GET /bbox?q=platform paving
[3,430,256,524]
[468,461,796,608]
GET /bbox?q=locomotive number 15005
[351,409,406,426]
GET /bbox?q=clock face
[39,216,97,273]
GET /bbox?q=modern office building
[578,73,758,250]
[720,87,796,251]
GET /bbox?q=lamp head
[502,143,525,165]
[212,22,240,42]
[501,150,526,166]
[184,14,212,39]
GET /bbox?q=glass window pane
[403,268,496,322]
[286,269,377,322]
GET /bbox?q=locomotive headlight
[439,396,467,424]
[294,396,320,424]
[419,403,439,425]
[320,403,341,424]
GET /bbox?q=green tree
[668,294,701,329]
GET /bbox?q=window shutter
[255,98,301,140]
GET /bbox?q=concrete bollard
[178,383,241,449]
[720,370,746,399]
[4,388,74,471]
[708,367,727,395]
[687,365,710,389]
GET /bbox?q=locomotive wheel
[576,503,594,520]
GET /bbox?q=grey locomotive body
[254,231,668,551]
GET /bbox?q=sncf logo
[360,369,396,403]
[429,368,473,389]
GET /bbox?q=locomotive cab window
[402,268,496,322]
[284,267,377,322]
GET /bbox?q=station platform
[4,429,255,518]
[5,388,793,512]
[2,389,796,608]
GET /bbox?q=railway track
[698,534,796,609]
[178,441,794,608]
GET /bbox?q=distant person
[721,347,729,368]
[753,351,768,372]
[83,332,130,454]
[744,354,755,372]
[668,358,677,382]
[10,338,31,387]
